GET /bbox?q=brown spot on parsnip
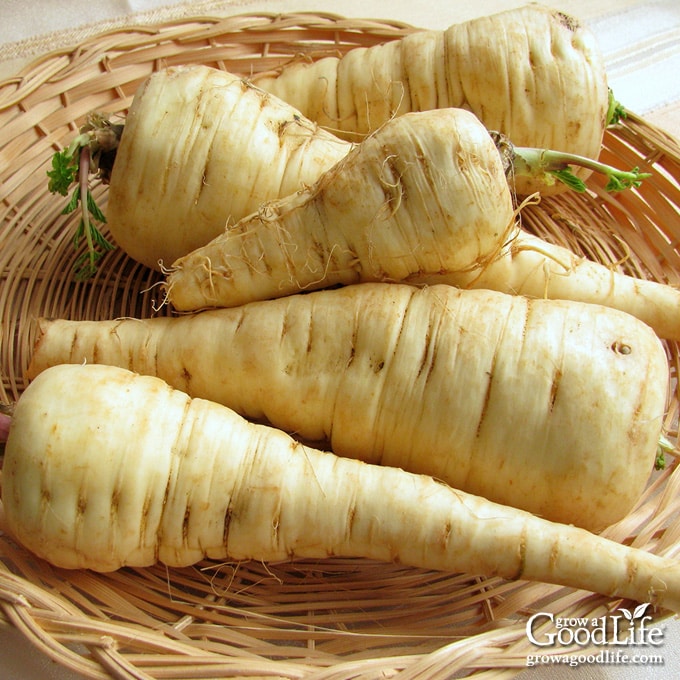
[476,364,495,439]
[439,520,453,551]
[271,510,281,545]
[181,367,192,389]
[234,308,246,334]
[347,505,357,532]
[92,341,101,365]
[182,506,191,542]
[139,492,152,540]
[280,315,290,340]
[416,332,432,379]
[611,341,632,355]
[306,312,314,354]
[110,486,121,517]
[77,493,87,517]
[555,10,581,32]
[549,540,560,570]
[549,369,562,412]
[513,527,528,580]
[223,504,234,550]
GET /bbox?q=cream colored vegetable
[2,363,678,613]
[420,231,680,341]
[106,64,350,269]
[253,4,611,196]
[27,283,669,531]
[164,108,680,340]
[59,60,638,280]
[163,107,515,310]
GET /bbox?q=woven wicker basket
[1,12,680,679]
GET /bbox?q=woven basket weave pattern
[1,13,680,679]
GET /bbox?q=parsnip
[164,108,680,340]
[2,363,679,613]
[26,283,669,531]
[55,65,351,273]
[163,107,515,310]
[253,4,611,196]
[420,231,680,342]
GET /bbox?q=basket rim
[0,9,418,82]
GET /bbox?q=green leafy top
[47,149,78,196]
[47,112,124,280]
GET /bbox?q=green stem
[606,88,627,127]
[78,146,97,278]
[514,147,650,192]
[491,131,651,193]
[47,113,123,280]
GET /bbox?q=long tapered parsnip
[164,108,517,310]
[27,283,669,531]
[253,4,611,196]
[416,231,680,342]
[2,363,679,613]
[412,230,680,339]
[163,108,680,340]
[104,64,350,270]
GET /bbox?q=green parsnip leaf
[86,191,107,223]
[47,150,78,196]
[549,169,587,193]
[64,186,81,214]
[47,112,123,280]
[604,167,646,192]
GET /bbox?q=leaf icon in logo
[620,603,650,622]
[633,603,650,619]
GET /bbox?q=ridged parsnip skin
[418,231,680,341]
[253,5,609,196]
[3,364,679,613]
[27,284,669,530]
[165,109,515,311]
[106,65,350,270]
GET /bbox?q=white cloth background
[1,2,679,678]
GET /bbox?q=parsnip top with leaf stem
[46,112,122,280]
[491,126,650,194]
[47,96,646,280]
